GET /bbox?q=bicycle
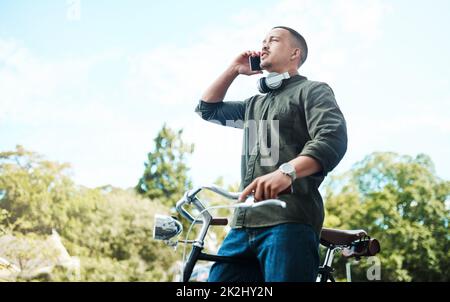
[153,184,381,282]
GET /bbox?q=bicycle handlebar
[176,192,198,224]
[169,185,380,283]
[188,184,241,200]
[176,184,286,225]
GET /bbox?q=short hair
[273,26,308,66]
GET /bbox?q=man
[195,26,347,282]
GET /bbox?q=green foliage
[0,209,11,235]
[323,152,450,281]
[0,145,180,281]
[136,124,194,206]
[0,145,74,234]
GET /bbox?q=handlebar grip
[211,217,229,226]
[368,238,381,256]
[342,238,381,258]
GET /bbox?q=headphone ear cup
[269,78,283,90]
[257,77,270,94]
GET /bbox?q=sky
[1,0,449,190]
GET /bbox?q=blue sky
[1,0,449,189]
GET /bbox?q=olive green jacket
[195,75,347,235]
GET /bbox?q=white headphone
[257,72,291,93]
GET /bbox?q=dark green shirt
[195,75,347,236]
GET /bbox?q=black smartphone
[249,55,262,71]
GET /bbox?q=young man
[195,26,348,282]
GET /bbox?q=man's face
[260,28,296,73]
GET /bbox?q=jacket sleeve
[194,99,248,129]
[299,83,348,176]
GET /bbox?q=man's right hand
[201,51,262,103]
[231,51,263,76]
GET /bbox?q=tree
[0,145,180,281]
[0,145,74,234]
[323,152,450,281]
[136,124,194,206]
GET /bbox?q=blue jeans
[208,223,320,282]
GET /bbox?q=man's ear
[291,48,301,61]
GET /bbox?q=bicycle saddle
[320,228,367,247]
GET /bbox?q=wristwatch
[279,162,297,183]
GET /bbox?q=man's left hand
[239,170,292,202]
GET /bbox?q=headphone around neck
[257,72,291,94]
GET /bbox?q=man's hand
[239,170,292,202]
[231,51,263,76]
[201,51,262,102]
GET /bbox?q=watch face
[280,163,294,174]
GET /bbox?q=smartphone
[249,55,262,71]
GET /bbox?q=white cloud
[0,39,157,188]
[124,0,393,105]
[0,39,95,125]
